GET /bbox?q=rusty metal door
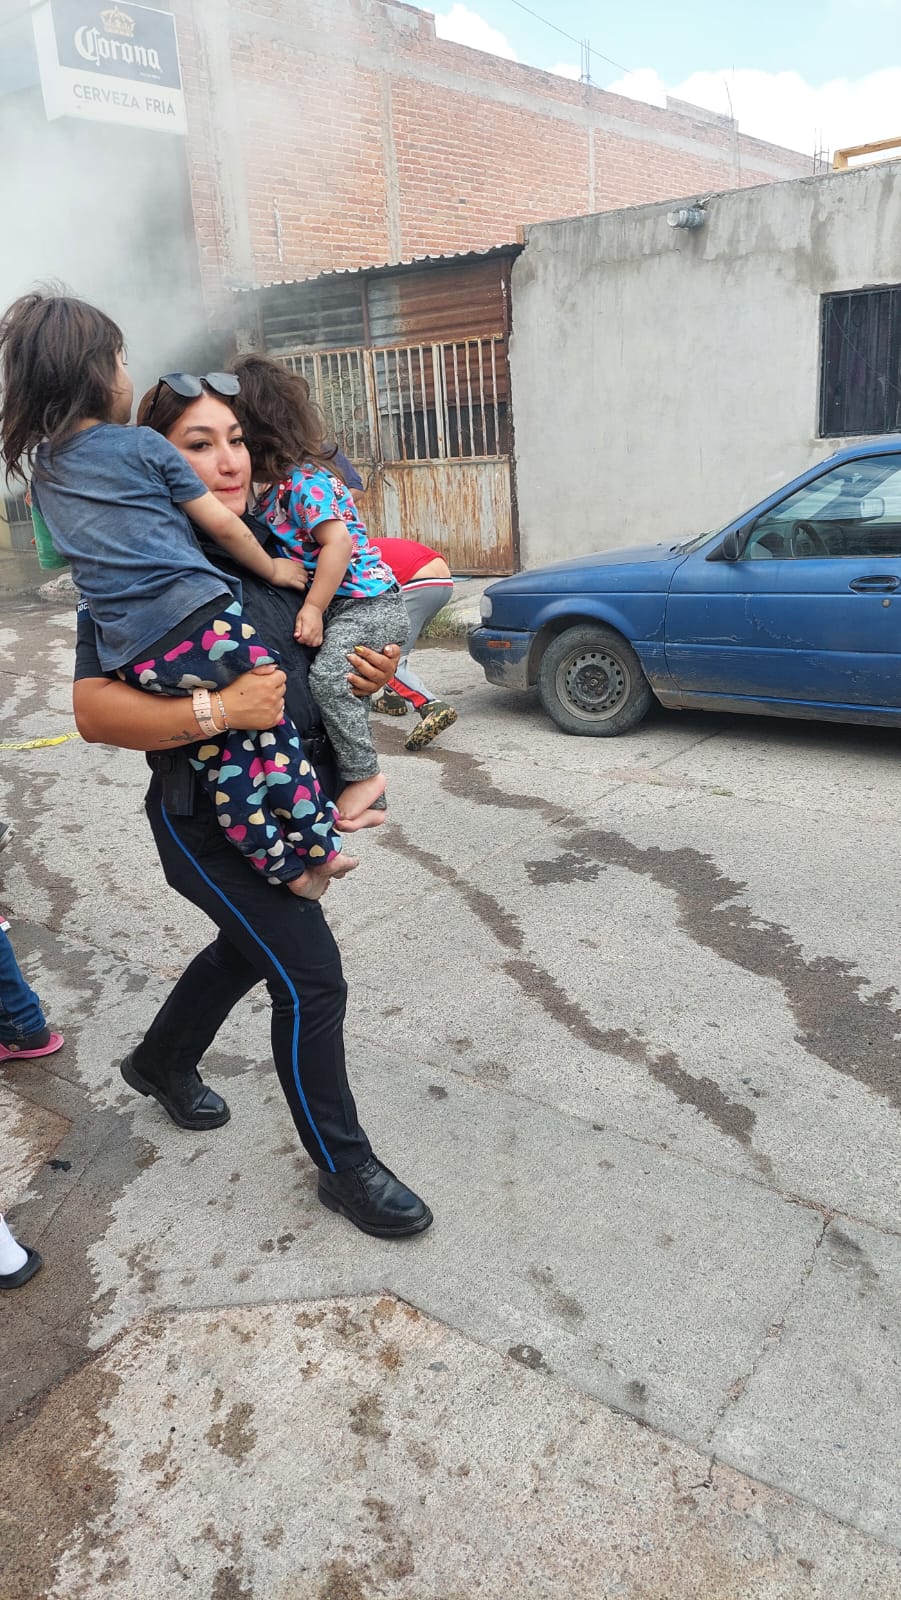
[278,337,515,574]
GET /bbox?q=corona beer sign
[33,1,186,133]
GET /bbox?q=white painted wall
[509,163,901,567]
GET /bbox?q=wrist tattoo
[158,729,196,745]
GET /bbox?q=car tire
[536,624,653,737]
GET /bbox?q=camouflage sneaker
[404,701,458,752]
[0,822,15,855]
[372,690,409,717]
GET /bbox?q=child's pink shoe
[0,1028,65,1062]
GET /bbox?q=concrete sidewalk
[3,601,901,1598]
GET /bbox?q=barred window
[820,286,901,438]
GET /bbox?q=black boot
[120,1052,231,1131]
[318,1156,433,1239]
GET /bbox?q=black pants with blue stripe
[134,779,372,1173]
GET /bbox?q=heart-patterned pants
[118,600,341,884]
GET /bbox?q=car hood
[488,543,683,593]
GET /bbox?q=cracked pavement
[2,599,901,1598]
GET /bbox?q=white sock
[0,1215,28,1275]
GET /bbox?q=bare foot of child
[323,853,360,880]
[336,773,386,824]
[287,855,361,900]
[336,808,386,834]
[287,870,330,902]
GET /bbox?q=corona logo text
[74,22,160,71]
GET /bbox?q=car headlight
[480,594,493,622]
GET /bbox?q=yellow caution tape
[0,731,82,751]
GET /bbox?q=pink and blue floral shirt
[259,464,393,599]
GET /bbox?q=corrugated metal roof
[231,244,521,295]
[247,248,518,353]
[260,278,366,353]
[367,257,510,347]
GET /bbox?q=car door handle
[848,574,901,593]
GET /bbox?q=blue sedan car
[469,439,901,736]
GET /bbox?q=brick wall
[171,0,811,303]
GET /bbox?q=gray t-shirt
[32,423,239,670]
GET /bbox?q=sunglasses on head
[146,371,240,422]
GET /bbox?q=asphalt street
[2,597,900,1598]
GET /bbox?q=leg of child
[0,924,65,1061]
[308,590,410,823]
[119,601,347,890]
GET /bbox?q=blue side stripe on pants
[160,802,336,1172]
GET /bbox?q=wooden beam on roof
[833,135,901,169]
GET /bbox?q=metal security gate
[278,337,515,574]
[2,495,35,553]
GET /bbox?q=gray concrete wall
[509,163,901,567]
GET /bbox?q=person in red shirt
[369,537,458,751]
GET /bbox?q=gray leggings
[309,586,410,783]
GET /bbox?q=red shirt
[370,537,442,587]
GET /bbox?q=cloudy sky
[409,0,901,160]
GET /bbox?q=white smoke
[0,3,219,408]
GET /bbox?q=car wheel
[537,624,653,737]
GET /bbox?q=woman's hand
[346,642,401,698]
[219,664,287,730]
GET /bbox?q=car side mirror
[720,529,745,562]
